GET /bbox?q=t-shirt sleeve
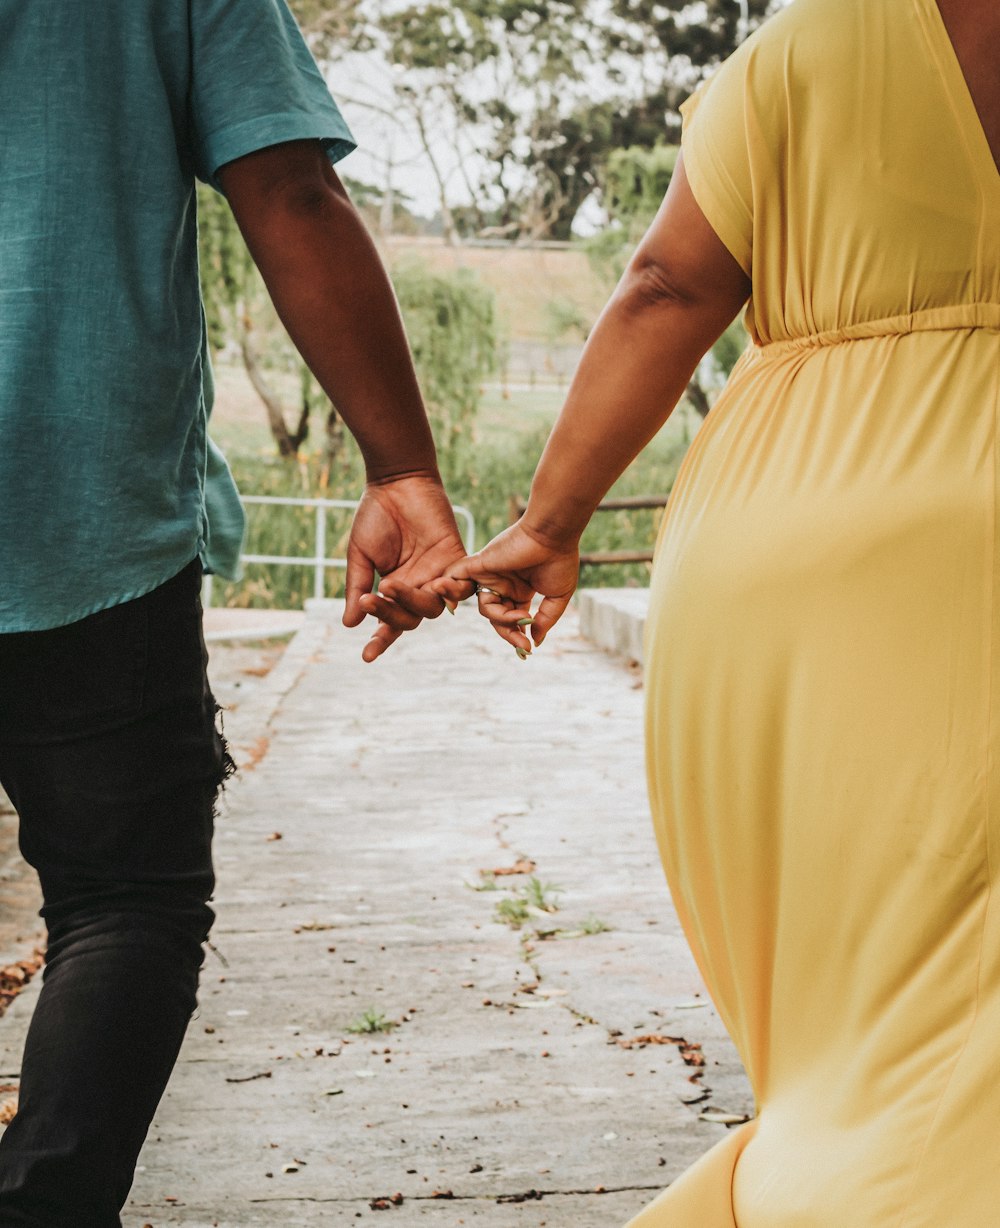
[188,0,356,191]
[679,42,762,277]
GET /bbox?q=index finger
[378,578,447,620]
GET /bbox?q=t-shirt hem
[200,111,356,191]
[0,552,202,634]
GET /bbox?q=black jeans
[0,561,230,1227]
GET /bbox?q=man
[0,1,460,1223]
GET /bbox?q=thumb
[343,543,375,628]
[531,593,572,645]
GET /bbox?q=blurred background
[203,0,783,609]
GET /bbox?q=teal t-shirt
[0,0,355,631]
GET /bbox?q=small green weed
[346,1008,398,1035]
[495,897,531,929]
[467,871,500,892]
[580,914,612,935]
[522,877,562,913]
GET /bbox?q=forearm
[222,152,437,483]
[524,271,732,546]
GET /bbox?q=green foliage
[585,144,678,286]
[601,0,776,146]
[197,184,256,354]
[605,144,679,227]
[392,262,498,484]
[711,318,749,377]
[493,876,562,929]
[286,0,374,61]
[467,871,500,892]
[285,0,784,241]
[542,296,590,343]
[199,184,500,473]
[212,387,693,611]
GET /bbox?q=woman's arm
[427,154,752,653]
[526,153,750,546]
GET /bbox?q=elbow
[616,254,698,318]
[268,172,347,223]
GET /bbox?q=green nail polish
[516,647,529,660]
[445,602,456,615]
[516,617,534,627]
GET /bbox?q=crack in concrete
[480,827,729,1125]
[245,1182,666,1205]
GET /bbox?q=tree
[601,0,778,144]
[368,0,606,242]
[287,0,374,60]
[287,0,785,241]
[199,185,499,470]
[391,263,498,484]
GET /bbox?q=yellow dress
[634,0,1000,1224]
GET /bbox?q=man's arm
[218,139,464,661]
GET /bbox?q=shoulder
[702,0,880,139]
[743,0,870,68]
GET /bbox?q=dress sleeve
[679,44,761,278]
[188,0,356,191]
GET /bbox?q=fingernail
[516,617,534,627]
[445,601,456,615]
[516,647,530,660]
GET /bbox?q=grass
[522,876,562,913]
[207,234,705,609]
[467,871,500,892]
[494,897,532,929]
[206,396,695,608]
[346,1007,398,1035]
[381,237,610,344]
[493,876,566,930]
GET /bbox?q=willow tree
[199,186,498,469]
[391,262,498,485]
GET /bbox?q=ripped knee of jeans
[212,702,238,799]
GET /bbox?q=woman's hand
[343,473,470,662]
[429,520,580,656]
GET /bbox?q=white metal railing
[202,495,476,608]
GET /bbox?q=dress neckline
[921,0,1000,188]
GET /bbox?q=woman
[387,0,1000,1221]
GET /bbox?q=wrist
[519,500,587,553]
[364,460,442,488]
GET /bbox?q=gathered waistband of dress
[752,302,1000,360]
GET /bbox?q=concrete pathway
[0,600,752,1226]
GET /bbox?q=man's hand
[343,473,472,662]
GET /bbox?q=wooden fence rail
[507,494,668,566]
